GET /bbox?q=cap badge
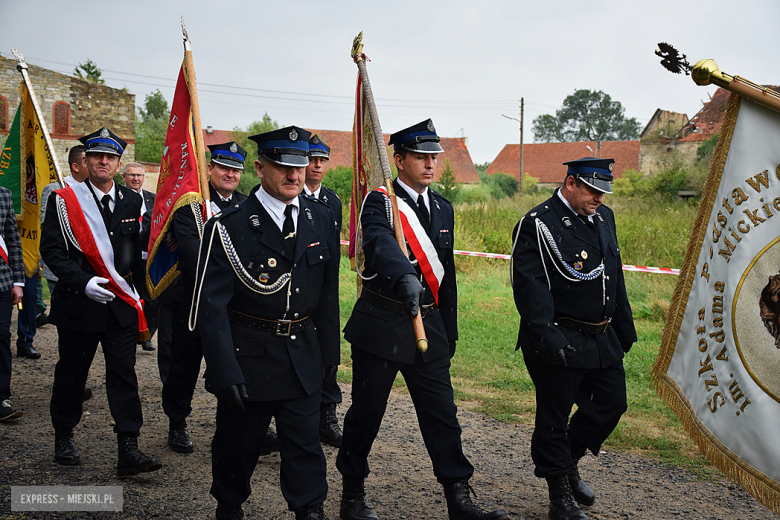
[289,129,298,141]
[427,120,435,132]
[608,163,614,172]
[100,127,109,138]
[574,261,583,271]
[581,250,588,260]
[259,273,270,283]
[230,142,238,153]
[312,135,320,144]
[268,258,277,268]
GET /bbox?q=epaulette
[525,203,551,219]
[323,186,341,201]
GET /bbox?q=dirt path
[0,316,777,520]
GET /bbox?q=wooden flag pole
[351,32,428,353]
[181,18,210,213]
[11,49,66,188]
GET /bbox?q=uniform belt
[229,309,309,337]
[555,316,612,334]
[360,286,436,318]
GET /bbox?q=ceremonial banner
[349,72,385,273]
[653,93,780,512]
[146,61,204,299]
[0,83,59,277]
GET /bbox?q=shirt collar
[256,185,300,219]
[557,188,593,222]
[303,184,321,200]
[396,177,429,210]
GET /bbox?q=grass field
[336,192,717,475]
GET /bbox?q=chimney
[462,136,468,148]
[206,126,213,134]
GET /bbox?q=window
[53,101,70,135]
[0,95,7,132]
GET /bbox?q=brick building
[486,140,640,189]
[0,55,136,166]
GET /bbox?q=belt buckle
[276,319,292,337]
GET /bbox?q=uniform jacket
[318,185,342,232]
[344,178,457,364]
[511,189,636,369]
[171,184,247,305]
[139,189,155,253]
[40,180,143,332]
[197,188,340,401]
[0,187,24,291]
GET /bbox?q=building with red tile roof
[486,140,640,188]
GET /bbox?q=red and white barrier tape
[339,241,680,275]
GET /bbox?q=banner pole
[351,32,428,353]
[11,49,66,188]
[181,18,211,215]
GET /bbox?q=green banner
[0,104,22,214]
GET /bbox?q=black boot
[260,427,280,455]
[216,502,244,520]
[546,475,588,520]
[340,477,378,520]
[567,461,594,507]
[168,420,194,453]
[319,403,343,448]
[54,429,80,465]
[116,434,162,477]
[295,502,328,520]
[443,479,510,520]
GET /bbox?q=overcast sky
[1,0,777,164]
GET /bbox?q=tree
[434,159,461,202]
[233,113,282,194]
[135,90,170,163]
[532,89,640,143]
[73,59,105,84]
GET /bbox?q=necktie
[579,214,598,237]
[417,194,430,231]
[101,194,112,229]
[283,204,296,252]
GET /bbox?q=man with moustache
[303,134,343,448]
[197,126,340,520]
[41,127,161,476]
[510,157,636,520]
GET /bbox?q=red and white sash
[55,182,148,339]
[376,186,445,304]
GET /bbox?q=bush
[484,172,518,199]
[521,174,539,195]
[460,185,491,203]
[322,166,352,202]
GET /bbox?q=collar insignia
[562,216,572,227]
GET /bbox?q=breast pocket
[120,219,140,235]
[306,244,330,286]
[438,230,452,249]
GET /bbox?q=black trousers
[336,347,473,484]
[162,299,202,424]
[524,355,627,478]
[51,316,142,435]
[211,392,327,511]
[321,366,342,406]
[156,301,174,383]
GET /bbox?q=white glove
[85,277,115,304]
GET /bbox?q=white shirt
[133,187,147,216]
[557,189,593,223]
[303,184,321,200]
[256,185,299,233]
[90,181,116,213]
[396,177,430,214]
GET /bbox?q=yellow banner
[18,86,58,277]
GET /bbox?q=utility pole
[502,97,525,195]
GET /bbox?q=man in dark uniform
[197,126,340,520]
[510,157,637,520]
[161,141,261,453]
[336,120,509,520]
[41,127,162,477]
[303,134,343,448]
[122,162,157,352]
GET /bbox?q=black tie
[101,194,112,229]
[283,204,296,252]
[579,214,597,237]
[417,194,430,231]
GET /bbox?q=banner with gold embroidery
[654,93,780,512]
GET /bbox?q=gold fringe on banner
[652,93,780,513]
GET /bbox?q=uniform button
[295,288,300,294]
[109,232,114,236]
[235,348,240,352]
[294,263,297,268]
[606,276,610,281]
[319,255,323,260]
[607,297,610,301]
[291,335,296,340]
[294,313,299,318]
